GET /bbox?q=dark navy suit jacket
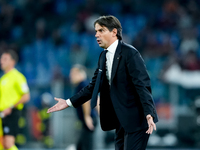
[70,40,158,133]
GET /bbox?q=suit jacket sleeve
[126,49,157,119]
[70,52,103,108]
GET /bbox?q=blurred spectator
[69,64,98,150]
[179,29,199,55]
[177,7,193,29]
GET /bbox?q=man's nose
[95,32,99,37]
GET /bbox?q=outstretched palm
[47,97,69,113]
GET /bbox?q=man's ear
[112,28,117,37]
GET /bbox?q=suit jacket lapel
[111,40,122,83]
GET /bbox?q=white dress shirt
[105,39,118,85]
[66,39,119,107]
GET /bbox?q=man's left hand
[146,115,156,134]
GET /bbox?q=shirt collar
[105,39,118,54]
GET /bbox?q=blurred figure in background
[0,50,30,150]
[69,64,98,150]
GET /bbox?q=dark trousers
[77,116,97,150]
[115,122,150,150]
[77,125,94,150]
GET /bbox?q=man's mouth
[97,39,101,44]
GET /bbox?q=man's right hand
[47,97,69,113]
[84,115,94,131]
[3,108,12,117]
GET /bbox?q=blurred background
[0,0,200,149]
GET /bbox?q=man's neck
[4,67,14,74]
[106,39,119,52]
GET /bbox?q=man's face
[95,23,117,49]
[69,68,81,84]
[0,53,15,71]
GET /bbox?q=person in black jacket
[48,15,158,150]
[69,64,97,150]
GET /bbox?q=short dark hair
[72,64,87,79]
[3,50,18,63]
[94,15,122,40]
[72,64,86,73]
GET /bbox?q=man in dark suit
[48,15,158,150]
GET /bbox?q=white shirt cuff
[66,99,73,107]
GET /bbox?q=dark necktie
[91,50,108,108]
